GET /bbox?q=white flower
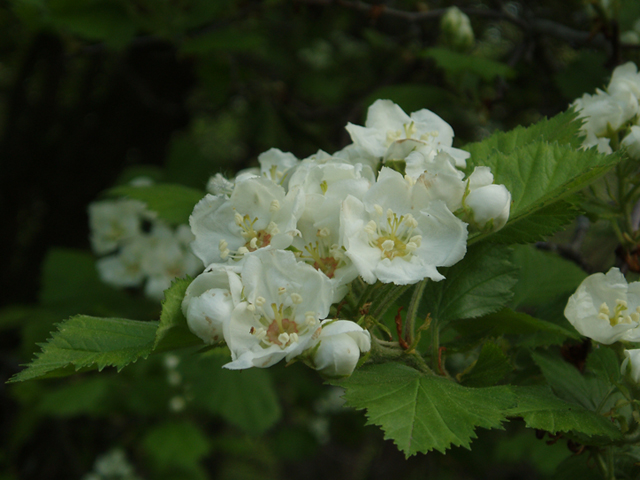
[310,320,371,377]
[182,265,243,345]
[206,173,235,196]
[462,167,511,232]
[96,236,149,288]
[621,125,640,160]
[622,349,640,383]
[223,249,333,369]
[257,148,300,184]
[288,160,373,302]
[340,167,468,285]
[190,177,305,266]
[384,140,467,210]
[88,199,149,255]
[141,223,203,301]
[333,143,381,171]
[564,268,640,344]
[608,62,640,101]
[345,99,469,167]
[573,89,637,138]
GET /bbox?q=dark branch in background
[294,0,630,56]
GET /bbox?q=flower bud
[622,348,640,383]
[311,320,371,378]
[440,7,475,52]
[622,125,640,160]
[464,184,511,232]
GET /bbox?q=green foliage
[510,245,588,308]
[142,420,211,473]
[8,316,157,382]
[419,244,518,323]
[154,277,202,352]
[423,47,516,81]
[453,309,579,347]
[458,342,512,387]
[109,184,205,226]
[181,350,282,434]
[334,363,515,457]
[507,386,622,440]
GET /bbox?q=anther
[291,293,303,304]
[270,200,280,212]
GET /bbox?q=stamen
[270,200,280,212]
[291,293,303,304]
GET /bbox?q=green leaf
[39,248,157,319]
[154,277,201,352]
[48,4,137,49]
[553,455,603,480]
[464,110,582,158]
[453,309,579,347]
[586,347,622,384]
[334,363,515,456]
[468,141,621,245]
[419,244,518,323]
[511,245,588,308]
[423,47,516,81]
[458,342,512,387]
[142,420,211,469]
[488,201,580,244]
[8,316,157,382]
[531,350,612,412]
[36,377,115,417]
[108,184,205,226]
[182,350,282,434]
[507,385,622,440]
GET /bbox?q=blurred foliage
[3,0,640,478]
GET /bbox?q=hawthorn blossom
[309,320,371,377]
[289,160,374,301]
[462,167,511,232]
[564,268,640,344]
[88,199,150,255]
[182,265,243,345]
[345,99,469,168]
[340,167,467,285]
[190,176,304,266]
[622,349,640,383]
[223,249,333,369]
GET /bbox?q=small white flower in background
[257,147,300,184]
[622,349,640,383]
[190,176,304,266]
[309,320,371,377]
[96,236,149,288]
[341,167,468,285]
[88,199,150,255]
[223,249,333,369]
[621,125,640,160]
[182,265,243,345]
[345,99,469,167]
[82,449,141,480]
[462,167,511,232]
[440,6,475,51]
[564,268,640,344]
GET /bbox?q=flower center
[300,229,347,278]
[598,300,640,326]
[248,296,319,350]
[218,213,280,260]
[365,207,422,260]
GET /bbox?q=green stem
[369,338,433,374]
[403,280,427,345]
[431,315,440,372]
[371,284,411,320]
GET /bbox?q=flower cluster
[183,99,511,376]
[89,189,202,301]
[565,268,640,382]
[572,62,640,158]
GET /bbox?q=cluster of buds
[182,100,511,377]
[88,180,202,301]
